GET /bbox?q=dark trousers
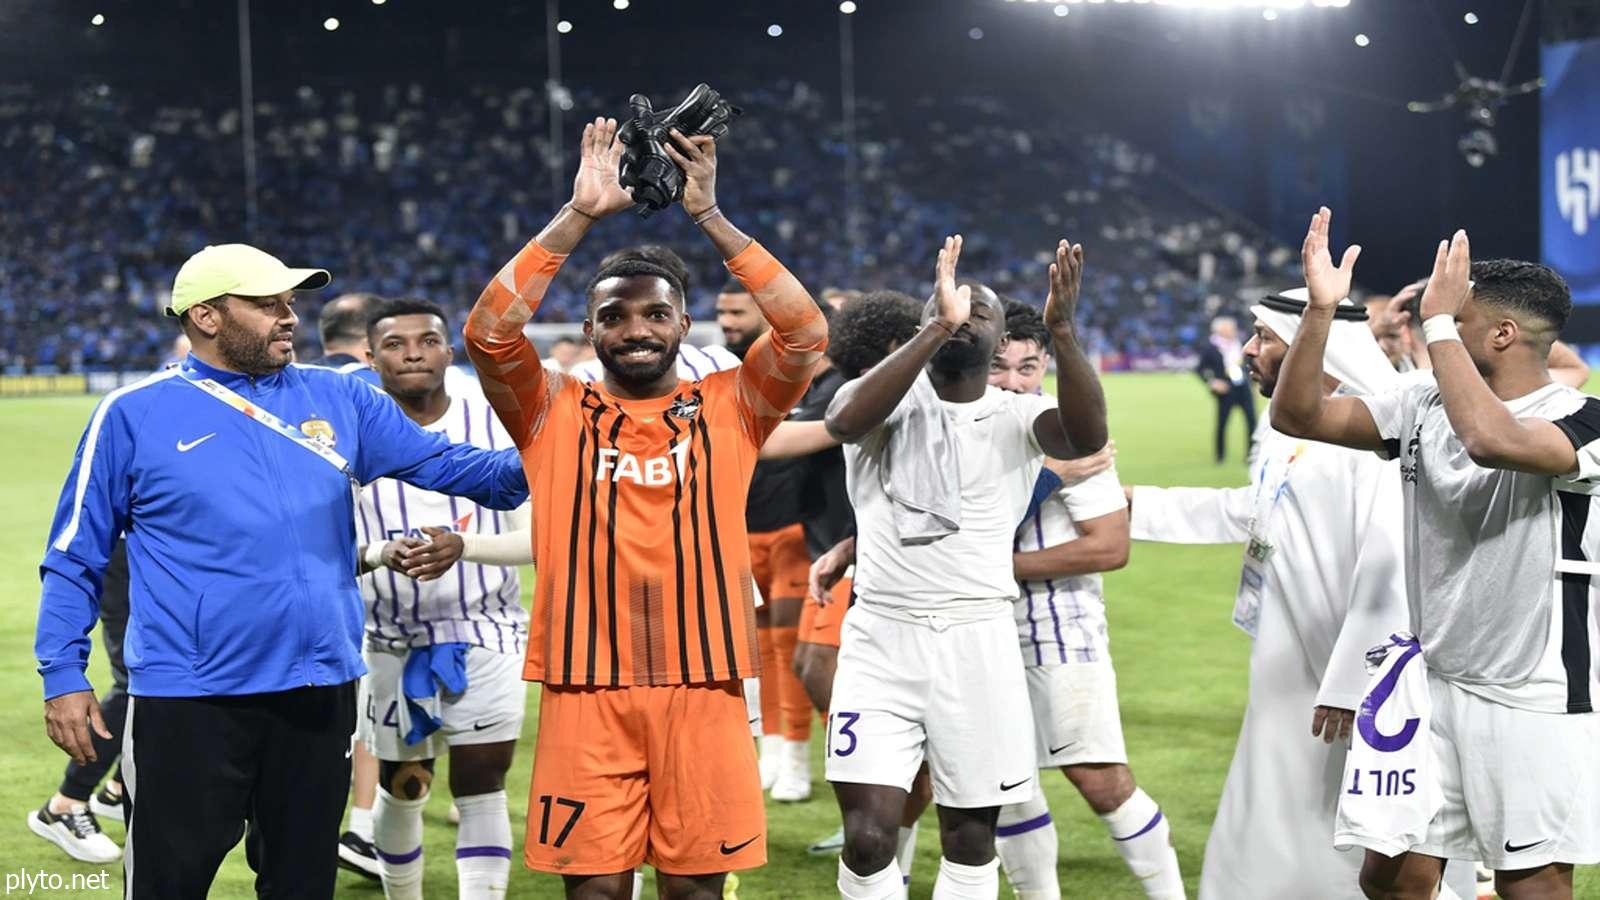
[1215,384,1257,463]
[122,681,357,900]
[60,539,130,802]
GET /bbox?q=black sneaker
[89,785,123,822]
[28,802,121,863]
[337,830,382,880]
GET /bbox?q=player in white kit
[1273,211,1600,900]
[354,298,532,900]
[823,236,1108,900]
[987,301,1185,900]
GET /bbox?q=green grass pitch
[1,373,1594,898]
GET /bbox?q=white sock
[373,788,428,900]
[895,823,919,886]
[455,791,512,899]
[350,805,375,843]
[839,858,908,900]
[1100,788,1185,900]
[995,793,1060,900]
[932,856,1000,900]
[632,870,644,900]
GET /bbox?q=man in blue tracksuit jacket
[35,243,528,900]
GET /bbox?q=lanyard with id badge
[1234,441,1307,636]
[178,368,362,498]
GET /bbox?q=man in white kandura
[1273,209,1600,900]
[1126,278,1473,900]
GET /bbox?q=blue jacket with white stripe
[36,355,528,700]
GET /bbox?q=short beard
[597,337,679,387]
[929,338,989,376]
[216,313,289,375]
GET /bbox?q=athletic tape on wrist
[1422,314,1461,345]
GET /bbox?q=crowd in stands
[0,78,1299,373]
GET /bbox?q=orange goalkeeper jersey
[465,238,826,686]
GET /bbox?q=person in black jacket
[1197,315,1256,463]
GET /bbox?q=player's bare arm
[1270,207,1387,451]
[665,129,829,437]
[758,420,840,460]
[1034,239,1109,459]
[1043,442,1116,484]
[1012,508,1129,582]
[1421,229,1582,476]
[826,235,970,443]
[465,118,632,447]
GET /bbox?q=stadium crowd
[0,79,1296,374]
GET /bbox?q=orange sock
[758,626,781,738]
[772,626,811,742]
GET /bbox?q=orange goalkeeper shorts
[525,681,766,876]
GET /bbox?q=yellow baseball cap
[167,244,331,317]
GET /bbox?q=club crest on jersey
[299,418,337,447]
[667,396,701,421]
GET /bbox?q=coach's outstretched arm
[826,235,971,443]
[465,118,634,448]
[1270,207,1386,451]
[1033,240,1107,459]
[663,129,828,440]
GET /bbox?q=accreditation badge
[1233,560,1265,637]
[1246,533,1275,564]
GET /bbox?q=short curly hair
[1001,297,1049,350]
[826,290,922,378]
[1470,259,1572,340]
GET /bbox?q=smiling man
[464,119,826,900]
[35,245,529,899]
[350,297,535,900]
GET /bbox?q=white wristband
[1422,315,1460,345]
[363,541,386,569]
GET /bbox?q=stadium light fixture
[1262,8,1277,19]
[323,17,340,31]
[1055,4,1069,14]
[969,26,985,38]
[1353,32,1369,46]
[840,0,858,12]
[767,23,783,37]
[90,13,105,25]
[557,19,573,33]
[371,0,386,5]
[613,0,629,9]
[1463,11,1478,24]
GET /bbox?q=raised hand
[662,129,719,218]
[1301,206,1362,311]
[1418,229,1472,320]
[570,118,634,219]
[1043,239,1085,334]
[932,235,971,332]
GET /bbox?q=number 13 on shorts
[828,711,860,757]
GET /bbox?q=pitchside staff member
[36,243,528,899]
